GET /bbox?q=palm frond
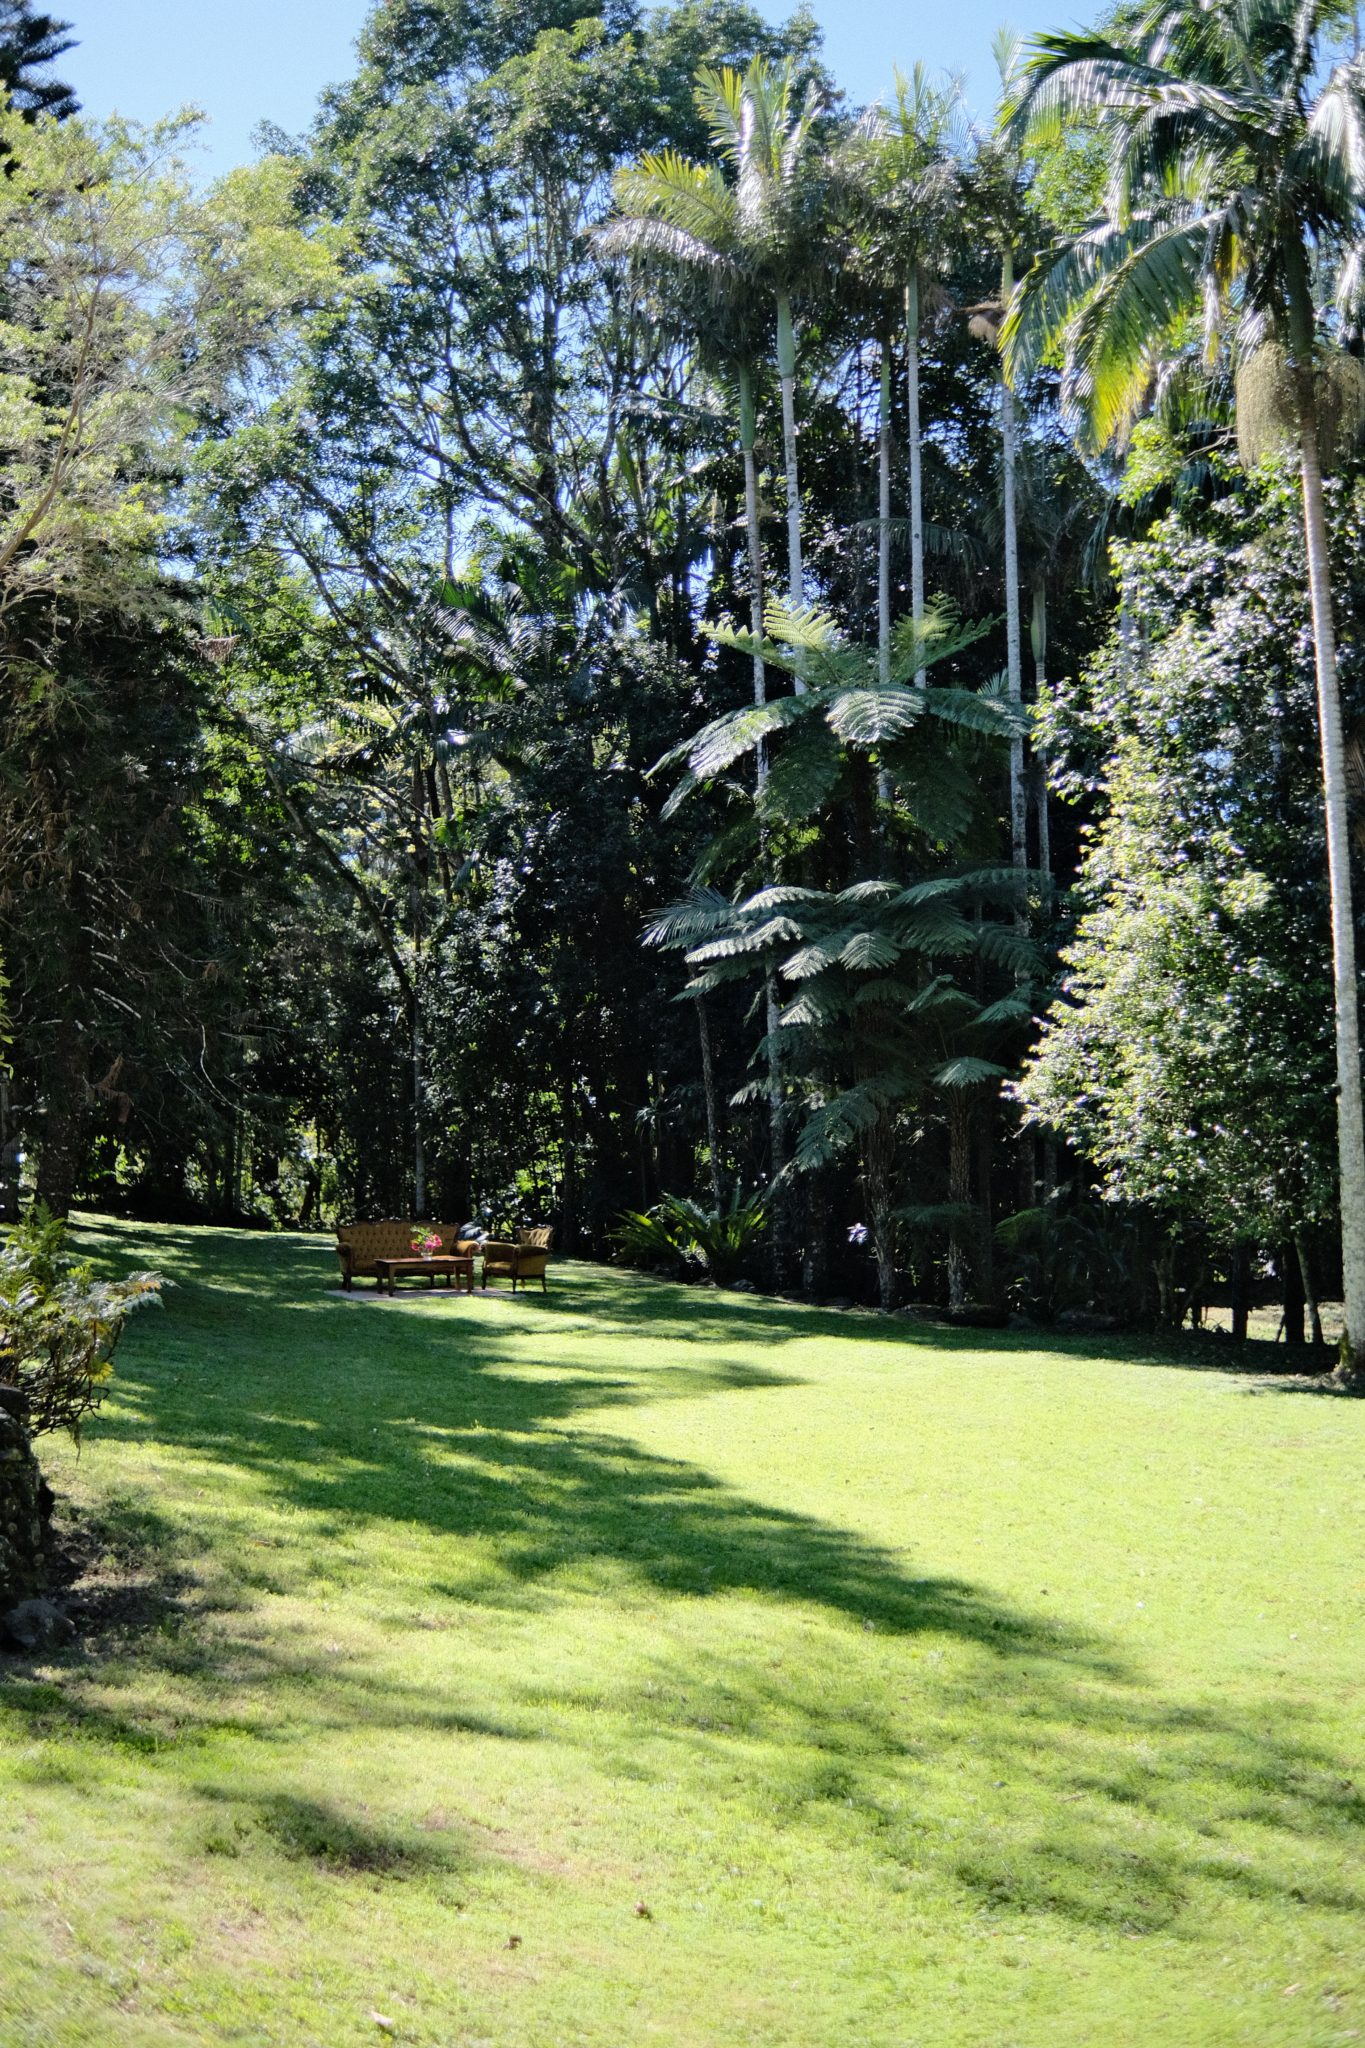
[933,1055,1010,1088]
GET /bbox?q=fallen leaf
[504,1935,522,1951]
[634,1901,652,1918]
[368,2015,396,2036]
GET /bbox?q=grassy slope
[2,1218,1364,2048]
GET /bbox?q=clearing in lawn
[3,1217,1364,2048]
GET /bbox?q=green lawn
[3,1219,1364,2048]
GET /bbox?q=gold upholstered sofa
[334,1220,479,1291]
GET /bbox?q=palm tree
[860,67,963,687]
[605,62,829,1248]
[966,33,1038,922]
[648,597,1031,1311]
[1001,0,1365,1376]
[692,61,827,624]
[601,162,770,714]
[603,138,793,1231]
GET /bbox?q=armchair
[481,1232,553,1293]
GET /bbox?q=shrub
[0,1206,163,1439]
[612,1190,767,1285]
[995,1188,1147,1326]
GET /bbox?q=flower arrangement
[411,1231,443,1258]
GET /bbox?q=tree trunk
[1294,1225,1327,1349]
[861,1136,897,1312]
[1001,250,1027,929]
[1031,577,1052,902]
[695,994,724,1212]
[974,1091,995,1302]
[0,1077,19,1224]
[559,1065,578,1252]
[1230,1242,1250,1344]
[1281,1238,1305,1346]
[878,337,892,686]
[0,1389,48,1608]
[764,968,791,1286]
[35,1017,88,1220]
[905,271,925,686]
[740,361,788,1246]
[411,995,426,1219]
[947,1091,973,1310]
[1041,1130,1058,1199]
[1288,294,1365,1382]
[776,294,805,677]
[740,364,766,718]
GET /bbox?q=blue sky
[65,0,1075,175]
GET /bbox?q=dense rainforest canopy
[5,0,1365,1350]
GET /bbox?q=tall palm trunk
[739,364,790,1237]
[411,995,426,1219]
[739,364,766,716]
[694,994,724,1211]
[1000,251,1027,927]
[878,338,892,685]
[776,294,806,696]
[1290,326,1365,1378]
[1031,575,1051,897]
[905,270,926,685]
[947,1090,973,1310]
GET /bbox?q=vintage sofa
[334,1220,479,1291]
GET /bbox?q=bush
[612,1190,767,1285]
[0,1206,163,1439]
[995,1189,1148,1326]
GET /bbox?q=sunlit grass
[2,1215,1363,2047]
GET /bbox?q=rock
[1008,1312,1039,1332]
[729,1278,757,1293]
[823,1297,855,1312]
[1054,1308,1123,1334]
[1,1597,73,1651]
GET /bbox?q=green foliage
[1020,486,1342,1242]
[613,1188,767,1282]
[995,1190,1150,1324]
[1003,1,1365,449]
[0,0,76,122]
[0,1205,161,1438]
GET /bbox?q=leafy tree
[1019,479,1347,1317]
[1002,0,1365,1375]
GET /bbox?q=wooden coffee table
[372,1254,474,1298]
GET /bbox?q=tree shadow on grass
[8,1216,1363,1940]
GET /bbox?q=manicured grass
[3,1217,1364,2048]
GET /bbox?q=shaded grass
[2,1216,1364,2046]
